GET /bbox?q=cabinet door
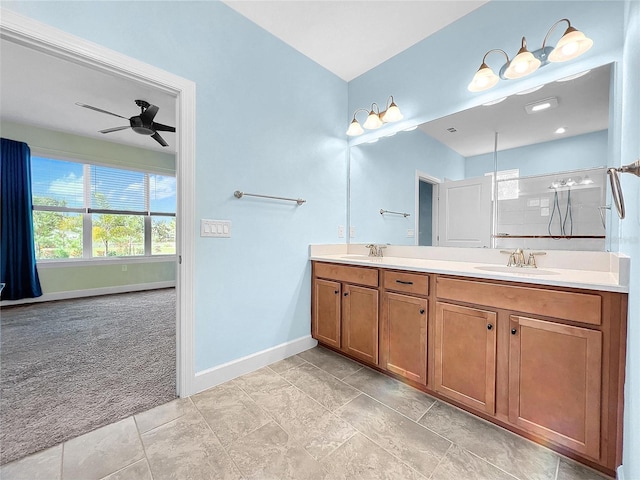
[382,292,427,384]
[509,315,602,459]
[342,284,379,365]
[434,302,497,415]
[313,279,341,349]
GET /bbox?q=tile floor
[1,346,613,480]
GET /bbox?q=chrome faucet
[501,249,545,268]
[365,244,378,257]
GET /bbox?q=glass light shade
[363,111,383,129]
[381,103,403,123]
[468,63,499,92]
[548,27,593,62]
[504,49,541,79]
[346,119,364,136]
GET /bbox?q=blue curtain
[1,138,43,300]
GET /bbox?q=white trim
[193,336,318,394]
[414,170,441,246]
[0,9,196,396]
[617,465,625,480]
[37,255,176,268]
[0,281,176,306]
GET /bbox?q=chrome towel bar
[234,190,306,206]
[380,208,410,217]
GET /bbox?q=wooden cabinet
[509,315,602,459]
[434,302,497,414]
[381,292,428,384]
[312,263,379,365]
[342,284,379,364]
[380,270,429,384]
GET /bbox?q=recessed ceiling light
[556,70,591,82]
[516,85,545,95]
[525,97,558,114]
[482,96,508,106]
[403,125,418,132]
[555,127,567,134]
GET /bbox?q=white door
[437,176,492,247]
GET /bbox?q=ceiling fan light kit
[347,95,403,136]
[75,99,176,147]
[468,18,593,92]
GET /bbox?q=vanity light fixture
[468,18,593,92]
[346,96,403,136]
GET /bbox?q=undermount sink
[474,265,559,276]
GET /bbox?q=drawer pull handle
[396,280,414,285]
[419,309,425,314]
[511,328,518,335]
[487,323,493,330]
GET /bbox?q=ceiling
[222,1,487,82]
[419,64,611,157]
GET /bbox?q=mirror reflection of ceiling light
[403,125,418,132]
[557,69,591,82]
[525,97,558,114]
[347,96,403,136]
[468,18,593,92]
[581,175,594,185]
[555,126,567,134]
[482,96,508,106]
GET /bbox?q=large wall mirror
[348,63,612,251]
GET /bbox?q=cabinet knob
[344,292,349,297]
[334,290,339,294]
[511,328,517,335]
[487,323,493,330]
[419,309,425,314]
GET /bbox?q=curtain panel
[1,138,43,300]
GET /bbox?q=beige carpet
[0,289,177,465]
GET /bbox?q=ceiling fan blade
[99,126,131,134]
[140,104,159,124]
[152,122,176,132]
[76,102,128,119]
[151,132,169,147]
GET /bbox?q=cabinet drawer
[383,270,429,296]
[314,262,378,287]
[436,277,601,325]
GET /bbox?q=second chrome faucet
[365,244,387,258]
[501,248,546,268]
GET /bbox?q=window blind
[31,157,84,208]
[90,165,146,212]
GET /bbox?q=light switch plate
[201,219,231,237]
[338,225,345,238]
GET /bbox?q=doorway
[415,171,440,246]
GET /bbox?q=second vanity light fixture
[468,18,593,92]
[347,96,403,136]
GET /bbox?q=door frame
[1,9,197,396]
[414,170,441,246]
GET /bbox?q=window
[31,156,176,260]
[486,169,520,201]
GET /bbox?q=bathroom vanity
[310,245,629,476]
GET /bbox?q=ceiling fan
[75,99,175,147]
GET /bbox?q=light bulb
[346,119,364,136]
[504,38,541,80]
[382,103,403,123]
[549,27,593,62]
[468,63,499,92]
[363,110,383,130]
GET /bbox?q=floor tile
[134,397,195,434]
[336,394,451,477]
[233,366,291,398]
[269,355,307,374]
[342,367,435,421]
[282,362,360,412]
[100,459,153,480]
[297,346,363,379]
[430,444,517,480]
[419,401,558,480]
[141,410,242,480]
[0,445,62,480]
[62,417,144,480]
[556,458,613,480]
[227,421,328,479]
[252,383,356,460]
[320,432,425,479]
[191,382,272,447]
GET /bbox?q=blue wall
[350,129,464,244]
[465,130,609,178]
[2,1,348,370]
[620,2,640,478]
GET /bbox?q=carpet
[0,289,177,465]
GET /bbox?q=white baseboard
[0,281,176,306]
[617,464,625,480]
[193,335,318,394]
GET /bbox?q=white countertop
[309,245,629,293]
